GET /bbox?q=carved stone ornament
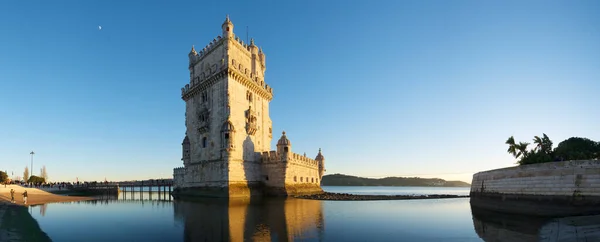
[245,106,258,135]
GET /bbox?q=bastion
[171,16,326,199]
[470,160,600,217]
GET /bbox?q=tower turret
[276,131,291,159]
[315,148,325,178]
[222,15,234,38]
[182,135,191,165]
[188,45,198,66]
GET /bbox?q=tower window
[284,147,288,152]
[294,176,297,182]
[226,27,230,31]
[246,91,253,102]
[264,176,269,181]
[300,177,303,182]
[202,137,207,148]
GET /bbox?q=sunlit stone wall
[471,160,600,196]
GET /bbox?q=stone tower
[174,16,325,198]
[177,16,274,197]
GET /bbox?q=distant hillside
[321,174,470,187]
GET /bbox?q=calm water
[26,186,594,242]
[322,186,470,196]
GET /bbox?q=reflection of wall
[539,215,600,241]
[471,206,549,242]
[173,198,324,242]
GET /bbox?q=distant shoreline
[294,192,469,201]
[321,185,470,187]
[321,174,471,187]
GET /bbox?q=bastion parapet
[470,160,600,216]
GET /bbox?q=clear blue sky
[1,1,599,183]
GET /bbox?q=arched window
[300,177,303,182]
[221,121,235,149]
[294,176,297,182]
[202,137,207,148]
[284,147,289,152]
[311,178,314,183]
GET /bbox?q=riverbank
[294,192,469,201]
[0,185,94,206]
[0,202,52,242]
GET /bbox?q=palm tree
[533,135,544,152]
[541,133,553,154]
[516,142,530,159]
[506,136,518,158]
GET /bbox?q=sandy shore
[0,185,94,206]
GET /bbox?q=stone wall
[470,160,600,216]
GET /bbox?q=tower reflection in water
[174,198,325,242]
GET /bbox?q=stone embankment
[470,160,600,216]
[294,192,468,201]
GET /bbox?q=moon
[98,26,102,30]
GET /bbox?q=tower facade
[173,16,325,198]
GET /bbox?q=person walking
[10,189,15,203]
[22,190,28,204]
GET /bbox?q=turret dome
[277,131,291,146]
[315,148,324,161]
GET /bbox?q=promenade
[0,185,94,206]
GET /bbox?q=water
[322,186,470,196]
[26,186,599,241]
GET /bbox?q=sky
[1,1,599,183]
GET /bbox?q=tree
[533,133,553,155]
[554,137,599,161]
[516,142,530,159]
[506,136,518,158]
[28,175,45,184]
[0,171,8,184]
[41,166,48,181]
[24,166,29,182]
[541,133,553,154]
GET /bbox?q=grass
[0,204,52,242]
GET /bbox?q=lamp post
[30,151,35,184]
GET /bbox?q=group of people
[9,188,28,204]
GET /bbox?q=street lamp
[30,151,35,183]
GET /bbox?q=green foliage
[27,175,45,184]
[506,134,600,166]
[554,137,600,161]
[0,171,8,183]
[518,150,554,165]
